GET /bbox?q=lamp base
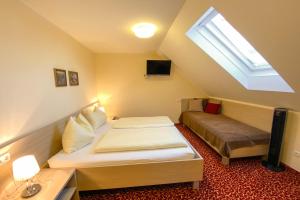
[21,184,41,198]
[261,160,285,172]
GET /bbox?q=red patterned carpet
[80,124,300,200]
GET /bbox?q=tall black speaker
[262,108,287,172]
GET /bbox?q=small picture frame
[68,71,79,86]
[53,68,67,87]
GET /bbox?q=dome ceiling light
[132,23,157,38]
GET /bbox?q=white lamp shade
[13,155,40,181]
[132,23,157,38]
[99,106,105,113]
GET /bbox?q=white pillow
[82,107,107,129]
[62,117,95,153]
[83,105,95,113]
[76,113,94,133]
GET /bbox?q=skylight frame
[210,14,271,70]
[196,9,272,72]
[208,22,269,71]
[186,7,294,93]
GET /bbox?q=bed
[48,118,203,191]
[181,111,270,165]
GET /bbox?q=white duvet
[48,122,196,168]
[112,116,174,129]
[94,126,187,153]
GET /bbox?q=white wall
[96,53,206,122]
[0,0,97,147]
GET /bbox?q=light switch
[0,152,10,165]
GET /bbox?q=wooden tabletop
[0,168,75,200]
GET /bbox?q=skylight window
[186,7,294,93]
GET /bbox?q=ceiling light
[132,23,157,38]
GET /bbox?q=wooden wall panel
[211,97,274,132]
[0,102,97,191]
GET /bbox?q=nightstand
[1,168,79,200]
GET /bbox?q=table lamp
[12,155,41,198]
[99,106,105,113]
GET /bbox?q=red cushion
[204,102,221,114]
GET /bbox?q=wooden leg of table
[192,181,199,189]
[221,156,230,165]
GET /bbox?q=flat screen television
[146,60,171,75]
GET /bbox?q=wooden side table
[1,168,79,200]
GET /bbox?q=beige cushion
[82,107,107,129]
[188,99,203,111]
[62,117,95,153]
[76,113,94,133]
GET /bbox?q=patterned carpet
[80,124,300,200]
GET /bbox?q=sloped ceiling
[160,0,300,110]
[21,0,300,110]
[22,0,185,53]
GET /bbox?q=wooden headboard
[0,101,98,191]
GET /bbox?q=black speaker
[262,108,287,172]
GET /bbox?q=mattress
[181,111,270,156]
[48,122,195,168]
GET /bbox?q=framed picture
[53,68,67,87]
[68,71,79,86]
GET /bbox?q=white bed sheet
[48,121,196,168]
[112,116,174,129]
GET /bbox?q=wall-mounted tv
[146,60,171,76]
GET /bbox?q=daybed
[180,99,270,165]
[49,116,203,191]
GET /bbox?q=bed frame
[73,123,203,190]
[76,145,203,191]
[187,125,268,165]
[181,98,269,165]
[0,101,203,193]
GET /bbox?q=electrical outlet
[294,151,300,157]
[0,152,10,165]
